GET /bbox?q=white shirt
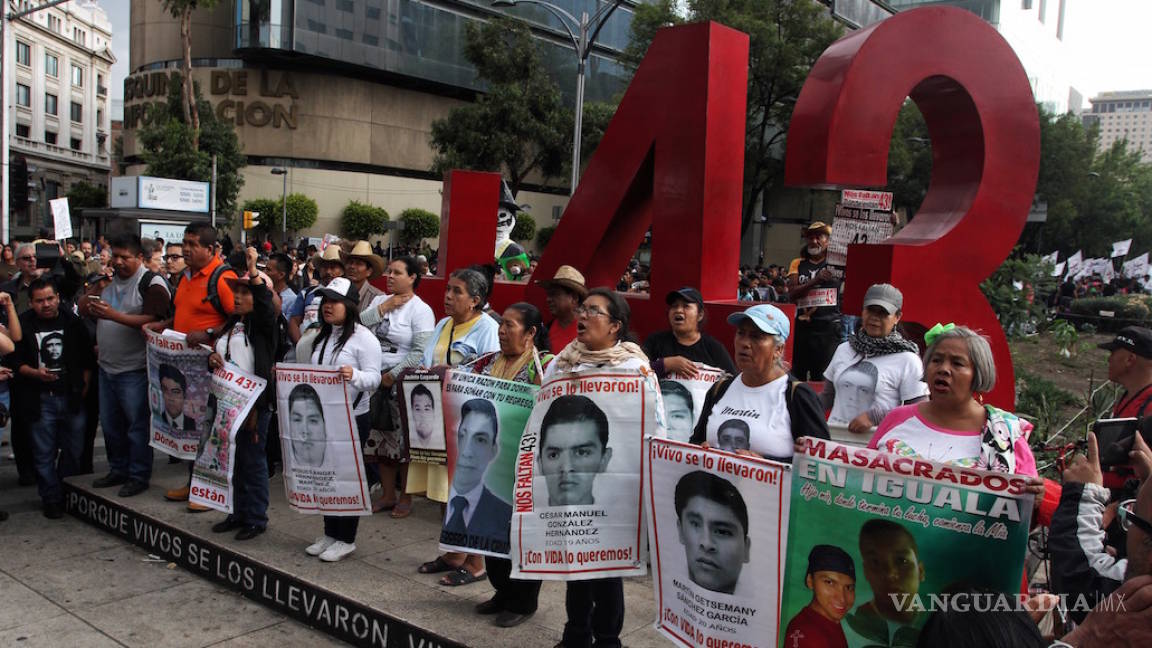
[310,324,382,416]
[706,373,794,460]
[448,480,484,527]
[363,294,435,370]
[214,322,255,374]
[823,345,928,427]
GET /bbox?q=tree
[341,200,389,240]
[511,212,536,243]
[240,198,278,230]
[159,0,220,149]
[627,0,843,234]
[885,102,932,216]
[399,208,440,245]
[138,72,245,221]
[66,182,107,209]
[280,193,318,233]
[430,18,570,196]
[536,225,557,251]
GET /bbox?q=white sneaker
[318,541,356,562]
[305,535,337,556]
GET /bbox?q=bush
[511,212,536,242]
[980,253,1056,338]
[340,200,389,240]
[67,181,107,209]
[536,225,556,250]
[246,194,318,233]
[1016,370,1080,443]
[240,198,279,229]
[399,208,440,245]
[1068,295,1152,321]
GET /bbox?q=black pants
[562,578,624,648]
[322,412,378,544]
[11,408,36,483]
[487,557,542,615]
[80,370,99,474]
[791,318,841,382]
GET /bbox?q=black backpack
[202,263,234,317]
[137,270,174,320]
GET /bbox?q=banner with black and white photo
[276,363,371,516]
[399,370,448,465]
[189,363,267,513]
[438,369,538,557]
[146,329,213,459]
[660,363,727,443]
[512,367,665,581]
[646,438,790,648]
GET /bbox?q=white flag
[1051,262,1066,277]
[1123,253,1149,279]
[1042,251,1059,266]
[50,198,72,240]
[1111,239,1133,258]
[1066,250,1083,274]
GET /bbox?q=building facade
[7,0,114,239]
[1082,90,1152,163]
[124,0,651,246]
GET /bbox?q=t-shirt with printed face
[705,374,793,461]
[823,346,928,428]
[787,256,842,320]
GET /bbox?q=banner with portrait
[399,370,448,465]
[512,367,665,581]
[660,364,727,443]
[275,363,371,516]
[146,329,212,459]
[437,369,538,557]
[779,440,1034,648]
[646,438,790,648]
[189,363,267,513]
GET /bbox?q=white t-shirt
[214,322,255,374]
[823,345,928,427]
[364,294,435,370]
[705,374,793,460]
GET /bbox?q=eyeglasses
[575,306,610,318]
[16,256,34,262]
[164,254,183,261]
[1119,499,1152,536]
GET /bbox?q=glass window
[72,64,84,87]
[45,53,58,76]
[70,137,82,151]
[16,84,30,107]
[16,41,30,66]
[15,124,30,138]
[45,93,58,115]
[45,131,57,145]
[70,101,83,122]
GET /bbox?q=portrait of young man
[674,470,751,595]
[537,395,612,507]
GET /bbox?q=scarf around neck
[848,328,919,358]
[554,340,648,372]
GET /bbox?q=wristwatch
[206,327,217,340]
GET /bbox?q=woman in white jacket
[302,277,382,562]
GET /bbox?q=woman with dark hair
[643,286,735,379]
[301,276,382,563]
[361,256,435,516]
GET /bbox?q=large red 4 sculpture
[412,8,1038,409]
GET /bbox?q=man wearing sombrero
[342,241,385,307]
[786,221,843,381]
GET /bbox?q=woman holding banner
[303,276,382,562]
[361,256,435,516]
[643,286,735,379]
[413,268,499,585]
[690,304,829,461]
[541,288,651,648]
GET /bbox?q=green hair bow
[924,322,956,346]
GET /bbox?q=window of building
[97,73,106,96]
[45,53,58,77]
[366,6,381,19]
[363,33,379,46]
[15,124,30,138]
[16,83,30,107]
[73,27,86,47]
[16,41,30,66]
[45,93,58,115]
[1038,0,1047,23]
[97,108,104,124]
[48,14,61,33]
[336,28,353,40]
[337,0,354,10]
[70,137,82,151]
[72,64,83,87]
[45,131,57,145]
[70,101,83,122]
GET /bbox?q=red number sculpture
[785,7,1041,408]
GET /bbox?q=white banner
[1111,238,1133,258]
[828,204,894,267]
[50,198,72,240]
[1066,250,1083,277]
[276,363,371,516]
[840,189,893,211]
[147,330,213,459]
[512,367,666,580]
[646,438,790,648]
[660,364,727,443]
[1123,252,1149,279]
[1041,251,1059,266]
[190,363,267,513]
[1051,261,1066,277]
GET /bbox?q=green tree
[627,0,843,233]
[399,208,440,245]
[240,198,279,230]
[885,103,932,216]
[340,200,390,240]
[430,18,570,196]
[138,73,245,221]
[536,225,557,250]
[511,212,536,242]
[159,0,221,149]
[66,181,107,209]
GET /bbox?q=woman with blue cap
[689,304,828,461]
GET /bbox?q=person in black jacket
[643,287,735,379]
[205,247,277,540]
[13,277,95,518]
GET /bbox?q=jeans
[562,578,624,648]
[229,409,271,528]
[840,314,860,342]
[99,368,153,483]
[322,412,378,543]
[31,392,86,504]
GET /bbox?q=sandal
[372,498,396,513]
[418,556,459,574]
[439,568,487,587]
[390,500,413,519]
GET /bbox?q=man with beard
[786,222,842,381]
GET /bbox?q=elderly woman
[822,284,928,434]
[413,268,499,586]
[643,286,735,379]
[690,304,829,461]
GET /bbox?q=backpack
[202,263,234,317]
[138,270,174,320]
[692,375,820,447]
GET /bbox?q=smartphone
[88,296,102,303]
[1093,418,1146,470]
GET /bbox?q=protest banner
[1041,251,1059,266]
[840,189,893,211]
[660,363,727,443]
[1123,252,1149,279]
[512,367,665,580]
[276,363,371,516]
[146,329,212,459]
[50,197,72,240]
[1111,238,1132,258]
[399,369,449,465]
[437,369,539,557]
[779,439,1034,648]
[189,362,267,513]
[828,191,894,268]
[646,438,790,648]
[1051,261,1065,277]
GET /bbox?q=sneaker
[118,481,148,497]
[305,535,338,556]
[43,502,64,519]
[318,541,356,562]
[165,485,190,501]
[93,473,128,488]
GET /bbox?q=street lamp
[270,167,288,239]
[491,0,624,195]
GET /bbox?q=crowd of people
[0,221,1150,647]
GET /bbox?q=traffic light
[9,155,28,207]
[243,210,259,229]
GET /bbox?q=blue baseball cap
[727,304,790,340]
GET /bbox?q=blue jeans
[841,314,860,342]
[99,368,153,483]
[229,409,272,528]
[31,392,86,504]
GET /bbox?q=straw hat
[340,240,385,279]
[313,244,344,267]
[535,265,588,298]
[802,221,832,237]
